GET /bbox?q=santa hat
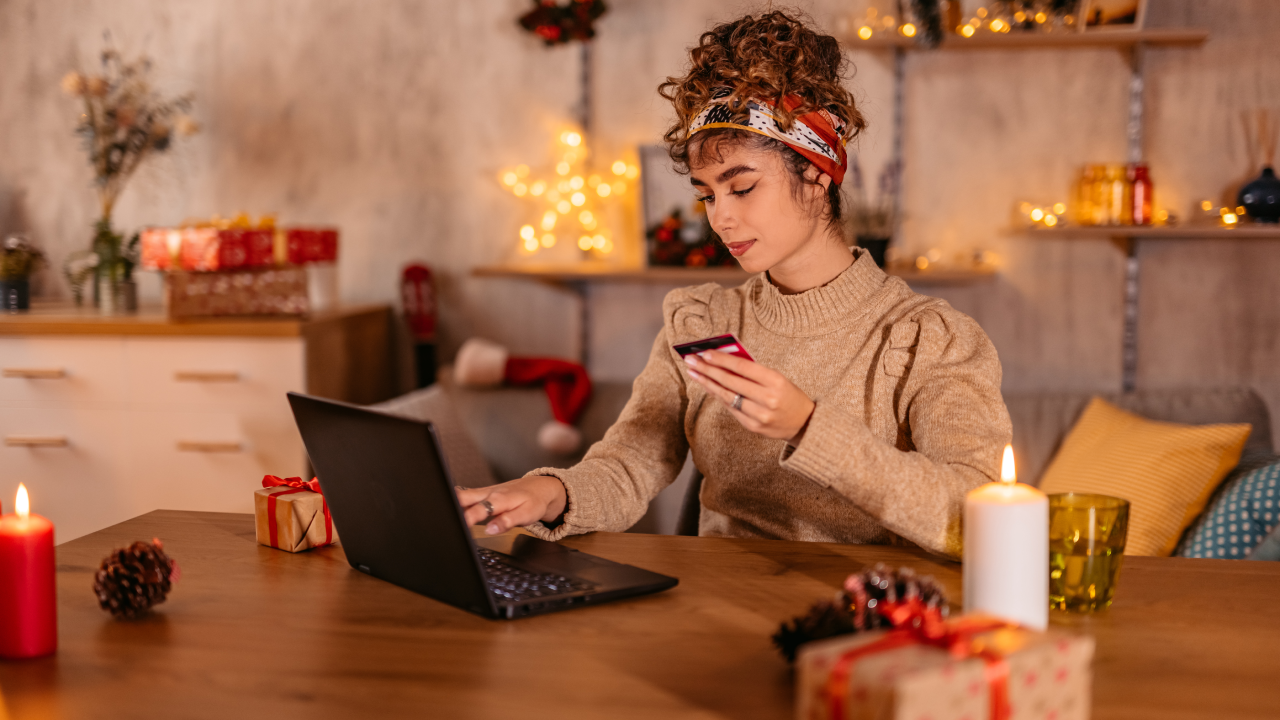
[453,338,593,455]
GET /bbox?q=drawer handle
[177,441,243,453]
[5,436,70,448]
[3,368,67,379]
[174,371,241,383]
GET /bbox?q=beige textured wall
[1,0,1278,444]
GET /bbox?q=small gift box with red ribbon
[254,476,339,553]
[795,599,1094,720]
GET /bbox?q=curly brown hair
[657,10,865,228]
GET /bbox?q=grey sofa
[374,377,1274,538]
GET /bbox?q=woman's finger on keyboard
[481,491,539,535]
[456,486,491,516]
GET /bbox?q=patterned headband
[688,87,849,185]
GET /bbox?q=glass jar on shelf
[1075,166,1098,225]
[1128,163,1154,226]
[1103,164,1132,225]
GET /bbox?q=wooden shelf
[1021,224,1280,240]
[885,262,999,285]
[472,263,996,286]
[473,264,750,285]
[845,27,1209,51]
[0,303,390,338]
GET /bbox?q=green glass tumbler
[1048,493,1130,612]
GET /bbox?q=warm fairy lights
[1019,201,1067,229]
[500,128,634,257]
[849,4,1076,43]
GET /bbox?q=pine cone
[772,564,950,662]
[93,539,177,620]
[773,596,856,663]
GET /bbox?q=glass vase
[90,219,137,315]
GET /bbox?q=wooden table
[2,511,1279,719]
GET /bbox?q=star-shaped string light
[499,129,639,258]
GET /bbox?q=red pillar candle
[0,484,57,659]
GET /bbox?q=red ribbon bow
[823,597,1013,720]
[261,475,334,550]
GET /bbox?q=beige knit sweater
[525,249,1011,558]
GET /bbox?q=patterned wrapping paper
[165,266,309,318]
[178,227,276,271]
[254,482,339,553]
[285,228,339,264]
[140,226,339,271]
[796,622,1095,720]
[139,227,180,270]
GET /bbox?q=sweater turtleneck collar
[748,247,890,336]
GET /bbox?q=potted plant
[61,47,197,313]
[0,235,46,311]
[845,158,899,268]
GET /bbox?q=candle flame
[16,483,29,518]
[1001,445,1017,485]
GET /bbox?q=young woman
[458,11,1010,559]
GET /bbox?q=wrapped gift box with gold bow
[254,476,339,553]
[795,607,1094,720]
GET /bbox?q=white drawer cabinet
[0,337,128,406]
[0,305,394,543]
[124,337,307,410]
[0,406,132,543]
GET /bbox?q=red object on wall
[0,492,57,659]
[401,264,437,341]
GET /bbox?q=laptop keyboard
[477,548,597,603]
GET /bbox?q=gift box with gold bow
[795,600,1094,720]
[254,475,339,553]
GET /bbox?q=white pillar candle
[963,445,1048,630]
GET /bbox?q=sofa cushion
[440,373,634,483]
[1005,387,1273,487]
[1039,397,1252,556]
[1176,456,1280,559]
[369,385,498,488]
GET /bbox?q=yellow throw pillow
[1039,397,1251,556]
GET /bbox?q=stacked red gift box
[140,223,338,272]
[139,216,339,318]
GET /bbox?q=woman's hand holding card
[684,349,815,444]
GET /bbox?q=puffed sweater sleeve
[522,329,691,542]
[779,307,1012,559]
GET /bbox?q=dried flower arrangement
[60,45,198,310]
[62,49,198,222]
[845,156,899,240]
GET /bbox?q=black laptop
[286,392,677,619]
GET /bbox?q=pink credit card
[672,334,754,362]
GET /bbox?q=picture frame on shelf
[638,144,736,269]
[1080,0,1147,32]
